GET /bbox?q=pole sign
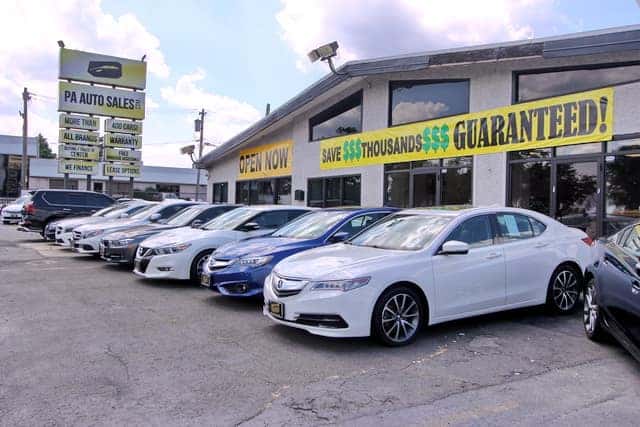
[58,81,146,120]
[319,87,614,170]
[58,159,100,175]
[59,113,99,131]
[59,128,100,145]
[59,48,147,90]
[104,147,142,162]
[104,118,143,135]
[103,162,141,178]
[58,144,100,161]
[104,133,142,149]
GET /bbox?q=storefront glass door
[554,160,600,238]
[412,172,437,207]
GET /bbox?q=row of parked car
[3,189,638,357]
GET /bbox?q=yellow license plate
[201,274,210,287]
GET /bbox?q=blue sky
[0,0,639,167]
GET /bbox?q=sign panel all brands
[59,48,147,90]
[58,144,100,161]
[238,140,293,179]
[103,162,142,178]
[57,159,100,175]
[104,147,142,162]
[319,87,614,170]
[104,118,143,135]
[58,128,100,145]
[104,132,142,149]
[58,81,146,120]
[59,113,99,131]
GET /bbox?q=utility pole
[195,108,206,201]
[21,88,30,194]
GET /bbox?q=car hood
[141,226,253,248]
[274,243,406,279]
[75,218,145,233]
[214,236,317,259]
[3,203,23,213]
[106,224,177,240]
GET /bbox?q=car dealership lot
[1,225,638,426]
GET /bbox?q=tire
[583,278,607,341]
[372,285,425,347]
[190,249,213,283]
[546,264,582,314]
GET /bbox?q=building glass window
[390,80,470,126]
[212,182,228,203]
[235,177,291,205]
[516,63,640,102]
[49,178,78,190]
[508,140,640,237]
[383,157,473,208]
[306,175,361,207]
[309,91,362,141]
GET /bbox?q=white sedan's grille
[73,231,82,240]
[272,274,306,297]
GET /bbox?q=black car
[584,223,640,362]
[100,204,240,265]
[20,190,115,237]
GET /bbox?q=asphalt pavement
[0,224,638,426]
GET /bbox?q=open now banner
[238,140,293,179]
[319,87,614,170]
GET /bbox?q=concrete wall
[206,50,640,208]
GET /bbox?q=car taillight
[25,202,35,215]
[581,236,593,246]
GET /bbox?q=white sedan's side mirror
[149,213,162,222]
[119,213,129,219]
[441,240,470,255]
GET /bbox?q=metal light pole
[195,109,206,201]
[21,88,30,193]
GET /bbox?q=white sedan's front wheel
[373,286,424,346]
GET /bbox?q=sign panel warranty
[319,88,614,170]
[58,82,145,120]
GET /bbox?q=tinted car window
[336,213,388,237]
[530,217,547,236]
[252,211,292,229]
[66,193,89,206]
[197,206,233,223]
[496,213,534,241]
[42,192,68,205]
[159,204,189,219]
[447,215,494,248]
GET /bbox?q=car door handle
[485,252,502,260]
[534,242,549,248]
[62,208,72,212]
[632,281,640,295]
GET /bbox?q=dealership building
[203,25,640,237]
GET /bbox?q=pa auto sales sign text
[58,81,145,120]
[320,88,613,170]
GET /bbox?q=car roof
[319,207,398,214]
[240,205,312,211]
[399,206,551,219]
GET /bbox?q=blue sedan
[201,207,396,297]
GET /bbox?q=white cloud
[160,68,262,145]
[392,101,449,124]
[277,0,576,70]
[0,0,169,145]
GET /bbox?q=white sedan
[264,207,594,346]
[133,205,310,282]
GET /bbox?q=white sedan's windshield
[272,211,348,239]
[130,204,157,219]
[203,208,257,231]
[349,214,453,250]
[13,195,30,205]
[92,205,119,217]
[166,206,204,226]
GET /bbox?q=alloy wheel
[381,293,420,343]
[196,255,210,276]
[583,283,598,334]
[552,270,579,311]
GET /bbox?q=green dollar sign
[432,126,441,151]
[422,128,431,153]
[355,139,362,160]
[440,124,450,151]
[343,141,350,161]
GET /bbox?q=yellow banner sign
[238,140,293,179]
[320,88,614,170]
[57,159,99,175]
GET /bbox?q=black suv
[20,190,115,236]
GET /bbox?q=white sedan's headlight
[307,277,371,292]
[238,255,273,267]
[84,230,103,239]
[153,243,191,255]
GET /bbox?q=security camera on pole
[56,41,147,195]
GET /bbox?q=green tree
[37,133,55,159]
